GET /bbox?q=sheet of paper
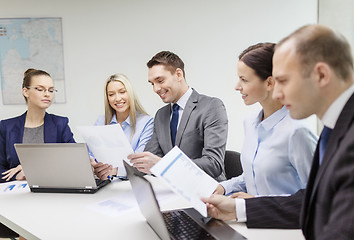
[77,125,134,168]
[86,191,139,218]
[150,146,219,217]
[0,180,30,194]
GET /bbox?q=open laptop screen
[15,143,108,193]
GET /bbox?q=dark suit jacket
[0,112,75,183]
[145,89,228,181]
[245,93,354,240]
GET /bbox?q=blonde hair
[104,74,148,136]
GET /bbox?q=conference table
[0,176,305,240]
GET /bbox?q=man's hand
[2,165,26,181]
[230,191,254,199]
[91,158,117,180]
[128,152,161,174]
[201,194,237,221]
[213,184,226,195]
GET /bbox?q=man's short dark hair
[147,51,185,78]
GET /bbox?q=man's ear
[265,76,275,91]
[313,62,331,88]
[175,68,184,81]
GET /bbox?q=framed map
[0,17,65,105]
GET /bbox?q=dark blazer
[245,93,354,240]
[0,112,75,183]
[145,89,228,181]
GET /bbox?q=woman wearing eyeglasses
[91,74,154,180]
[0,68,75,183]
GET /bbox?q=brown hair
[147,51,186,78]
[277,24,353,80]
[22,68,51,102]
[239,43,276,80]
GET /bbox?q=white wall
[319,0,354,60]
[0,0,318,151]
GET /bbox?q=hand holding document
[150,146,219,217]
[77,125,134,169]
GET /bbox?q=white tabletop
[0,177,305,240]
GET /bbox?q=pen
[94,158,98,163]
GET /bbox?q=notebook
[124,161,247,240]
[14,143,110,193]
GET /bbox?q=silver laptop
[14,143,110,193]
[124,161,246,240]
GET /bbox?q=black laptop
[15,143,110,193]
[124,161,247,240]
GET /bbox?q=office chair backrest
[224,150,243,179]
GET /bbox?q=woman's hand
[2,165,26,181]
[91,158,117,180]
[230,191,254,199]
[213,184,226,195]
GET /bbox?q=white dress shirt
[170,87,193,128]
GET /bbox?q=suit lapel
[301,93,354,234]
[159,105,174,151]
[311,93,354,197]
[11,112,27,144]
[43,113,57,143]
[175,90,198,146]
[301,144,320,234]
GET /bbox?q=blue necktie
[319,126,332,165]
[170,103,179,146]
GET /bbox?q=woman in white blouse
[215,43,317,198]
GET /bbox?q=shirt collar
[321,84,354,129]
[109,114,131,126]
[254,105,288,131]
[109,114,118,124]
[171,87,193,110]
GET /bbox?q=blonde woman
[92,74,153,180]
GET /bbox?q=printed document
[150,146,218,217]
[77,125,133,168]
[0,180,29,194]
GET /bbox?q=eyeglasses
[26,86,58,94]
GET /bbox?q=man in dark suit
[203,24,354,239]
[128,51,228,181]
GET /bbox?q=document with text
[150,146,219,217]
[77,124,134,168]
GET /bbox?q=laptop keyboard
[162,210,216,240]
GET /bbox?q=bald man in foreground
[203,24,354,240]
